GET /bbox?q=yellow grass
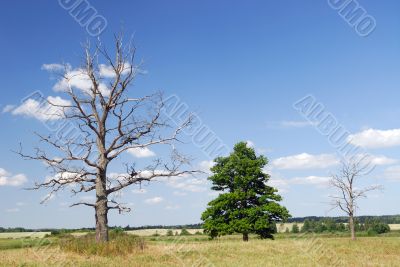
[0,232,51,239]
[1,236,400,266]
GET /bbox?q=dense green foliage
[201,142,290,240]
[291,224,300,233]
[288,215,400,224]
[300,219,390,235]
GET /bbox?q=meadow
[1,231,400,266]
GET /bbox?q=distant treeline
[2,216,400,233]
[0,224,203,233]
[288,215,400,224]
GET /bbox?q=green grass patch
[0,238,52,250]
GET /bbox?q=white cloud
[268,178,289,193]
[127,147,156,158]
[173,191,188,196]
[99,63,132,78]
[280,120,315,128]
[0,168,27,187]
[246,140,255,148]
[11,96,71,121]
[165,204,180,210]
[16,202,25,206]
[348,128,400,149]
[165,177,208,193]
[144,197,164,205]
[198,160,215,174]
[53,68,111,96]
[5,208,20,213]
[132,188,147,194]
[2,105,15,113]
[383,165,400,180]
[290,176,330,187]
[355,154,398,166]
[268,175,330,193]
[272,153,339,170]
[41,63,67,72]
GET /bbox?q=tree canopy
[201,142,290,241]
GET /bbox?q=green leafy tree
[201,142,290,241]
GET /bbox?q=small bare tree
[329,159,382,240]
[17,35,195,242]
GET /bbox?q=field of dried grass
[1,234,400,266]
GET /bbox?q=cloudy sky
[1,0,400,228]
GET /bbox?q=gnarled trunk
[349,215,356,241]
[243,233,249,242]
[95,169,109,242]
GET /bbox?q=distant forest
[2,216,400,233]
[287,215,400,224]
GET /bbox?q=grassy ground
[1,234,400,266]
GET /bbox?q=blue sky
[1,0,400,228]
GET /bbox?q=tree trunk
[349,215,356,241]
[243,233,249,242]
[95,169,109,242]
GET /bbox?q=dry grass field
[1,235,400,266]
[0,232,51,239]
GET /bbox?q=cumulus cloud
[99,63,132,78]
[144,197,164,205]
[198,160,215,174]
[53,68,110,96]
[41,63,67,72]
[10,96,71,121]
[268,178,290,193]
[0,168,27,187]
[127,147,156,158]
[268,175,330,193]
[383,165,400,180]
[348,128,400,149]
[354,154,398,166]
[272,153,339,170]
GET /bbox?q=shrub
[291,224,299,233]
[166,229,174,236]
[370,223,390,234]
[111,227,125,235]
[60,232,146,257]
[152,231,160,237]
[180,228,191,236]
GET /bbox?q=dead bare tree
[16,35,195,242]
[329,159,382,240]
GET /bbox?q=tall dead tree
[329,159,382,240]
[17,35,194,242]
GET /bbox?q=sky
[1,0,400,229]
